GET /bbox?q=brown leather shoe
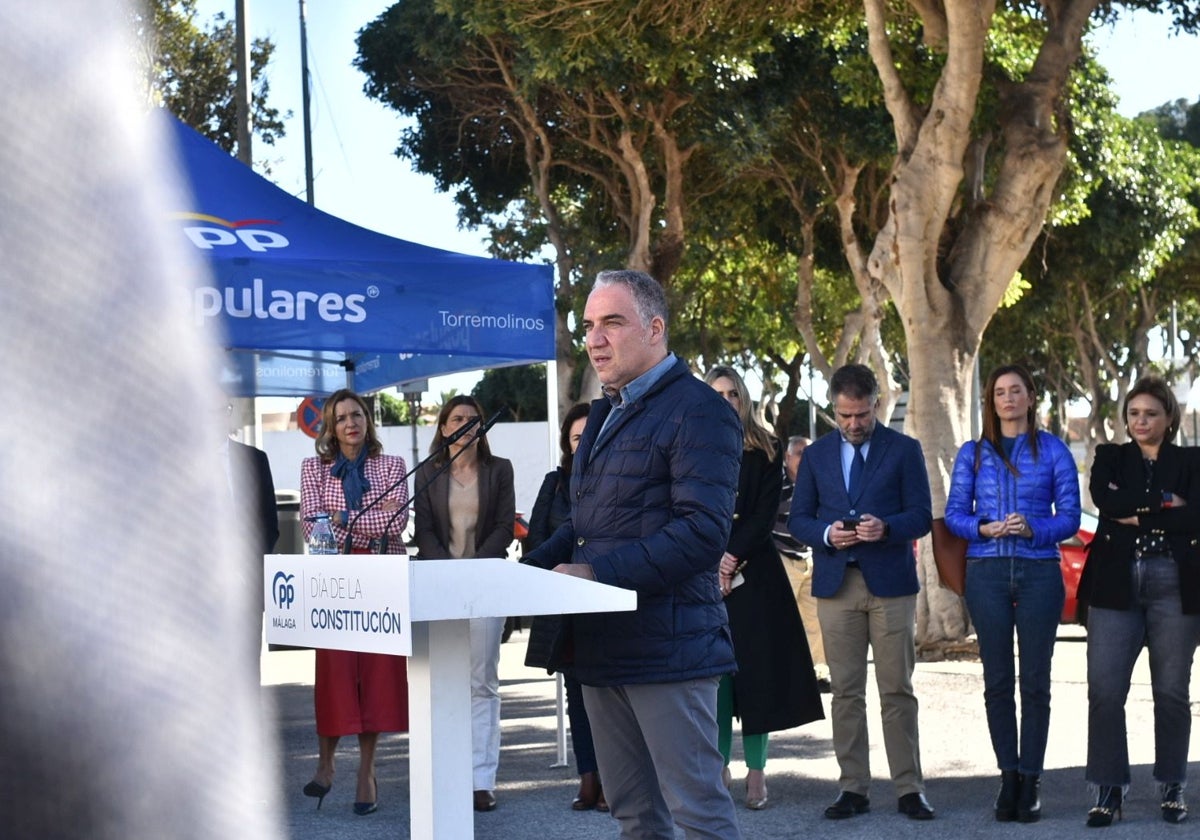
[473,789,497,812]
[572,772,600,810]
[595,785,609,813]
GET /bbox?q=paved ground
[265,624,1200,839]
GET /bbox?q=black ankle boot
[1162,783,1187,824]
[1017,773,1041,823]
[995,770,1020,822]
[1087,786,1122,828]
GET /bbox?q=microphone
[340,414,483,553]
[443,413,481,446]
[476,409,504,438]
[378,408,507,553]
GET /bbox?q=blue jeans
[964,557,1064,775]
[1086,554,1200,786]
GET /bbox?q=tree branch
[865,0,921,156]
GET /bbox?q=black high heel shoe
[353,775,378,816]
[1162,783,1188,824]
[1087,786,1122,828]
[302,780,332,810]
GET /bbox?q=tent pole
[234,0,252,166]
[298,0,315,205]
[545,358,560,463]
[544,358,568,766]
[402,384,426,477]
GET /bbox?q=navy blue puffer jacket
[945,431,1080,559]
[524,358,742,686]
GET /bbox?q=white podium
[351,558,634,839]
[408,559,633,838]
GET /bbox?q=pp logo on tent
[173,212,289,252]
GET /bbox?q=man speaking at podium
[524,269,744,839]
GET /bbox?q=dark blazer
[230,440,279,556]
[788,423,932,599]
[230,441,278,616]
[524,467,570,554]
[1079,442,1200,613]
[413,455,516,560]
[724,445,824,734]
[522,467,572,672]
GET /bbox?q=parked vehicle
[1059,511,1098,625]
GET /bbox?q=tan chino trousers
[817,569,924,796]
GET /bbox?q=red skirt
[314,649,408,736]
[313,547,409,736]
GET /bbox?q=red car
[1059,511,1098,625]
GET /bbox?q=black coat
[230,440,279,556]
[524,467,570,554]
[1079,442,1200,613]
[230,441,278,610]
[723,445,825,735]
[523,468,571,671]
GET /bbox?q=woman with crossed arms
[299,388,409,816]
[1079,375,1200,826]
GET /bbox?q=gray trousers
[583,678,742,839]
[1087,555,1200,786]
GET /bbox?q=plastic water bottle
[306,512,339,555]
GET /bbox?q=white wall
[262,421,555,516]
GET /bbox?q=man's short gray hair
[594,269,669,342]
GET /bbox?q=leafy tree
[713,29,906,419]
[376,391,411,426]
[987,97,1200,461]
[472,364,548,422]
[355,0,813,414]
[356,0,1200,645]
[817,1,1200,644]
[1143,97,1200,147]
[132,0,288,153]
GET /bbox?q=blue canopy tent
[166,114,555,396]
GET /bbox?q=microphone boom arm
[340,414,482,553]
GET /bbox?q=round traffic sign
[297,396,324,439]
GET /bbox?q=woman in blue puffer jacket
[945,364,1081,825]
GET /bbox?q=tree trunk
[860,0,1097,644]
[905,330,975,645]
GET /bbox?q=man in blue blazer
[788,364,934,821]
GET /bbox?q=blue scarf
[330,447,371,510]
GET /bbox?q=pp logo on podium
[272,571,296,609]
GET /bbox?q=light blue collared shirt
[593,352,676,454]
[840,434,871,491]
